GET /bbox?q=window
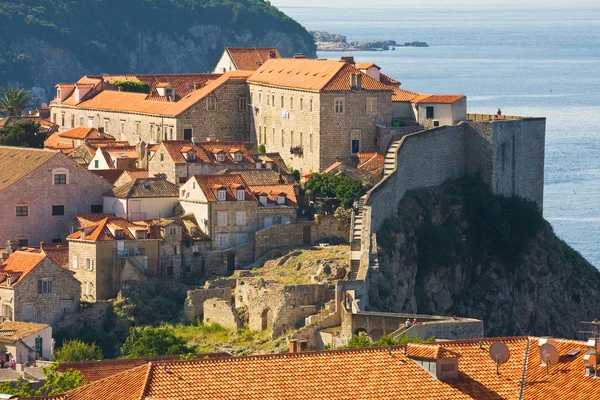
[72,256,78,269]
[53,173,67,185]
[79,116,84,127]
[290,130,294,147]
[184,128,192,140]
[217,234,228,249]
[52,113,57,123]
[238,97,247,111]
[85,257,93,271]
[16,206,28,217]
[207,97,217,111]
[70,114,75,128]
[61,113,65,126]
[236,189,245,200]
[52,205,65,216]
[61,299,72,314]
[272,128,275,145]
[135,121,141,136]
[300,132,303,149]
[234,153,242,162]
[104,119,109,132]
[88,117,93,128]
[120,120,125,135]
[24,303,34,320]
[258,92,262,104]
[334,98,345,114]
[91,204,103,213]
[267,93,270,106]
[278,195,286,205]
[35,337,43,356]
[160,153,165,162]
[38,279,52,294]
[179,177,187,184]
[237,233,248,246]
[168,227,178,236]
[281,129,284,148]
[94,160,99,168]
[174,245,180,255]
[309,132,313,153]
[217,153,225,162]
[367,98,378,114]
[86,282,93,296]
[52,237,61,243]
[310,98,313,112]
[300,98,303,110]
[281,95,284,108]
[217,189,226,201]
[426,106,435,119]
[236,211,246,226]
[169,127,173,139]
[17,239,28,247]
[351,130,361,154]
[217,211,228,226]
[259,195,268,206]
[290,97,294,110]
[272,94,275,106]
[56,88,61,100]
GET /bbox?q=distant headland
[311,30,428,51]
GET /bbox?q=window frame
[238,97,247,111]
[207,96,217,111]
[16,205,29,217]
[217,211,228,227]
[334,98,345,115]
[217,189,227,201]
[366,97,378,114]
[217,234,228,249]
[236,189,245,201]
[236,211,246,226]
[53,172,67,185]
[426,106,435,119]
[52,205,65,216]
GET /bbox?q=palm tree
[0,87,36,116]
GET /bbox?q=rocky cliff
[0,0,316,102]
[369,177,600,339]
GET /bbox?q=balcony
[115,247,145,258]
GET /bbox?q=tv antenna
[580,320,600,378]
[489,341,511,375]
[539,343,559,377]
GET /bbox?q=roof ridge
[140,362,153,400]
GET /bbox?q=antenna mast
[580,319,600,378]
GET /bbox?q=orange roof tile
[249,184,297,206]
[392,87,419,102]
[194,174,256,202]
[0,251,46,286]
[354,62,381,70]
[89,169,125,184]
[380,72,400,85]
[413,94,466,104]
[248,58,392,92]
[67,217,146,242]
[43,131,64,149]
[157,140,254,165]
[226,47,281,70]
[59,127,115,141]
[357,152,385,175]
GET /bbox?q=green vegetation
[0,120,47,147]
[112,80,150,93]
[0,364,84,396]
[0,0,315,87]
[341,332,434,349]
[0,87,35,115]
[257,143,266,153]
[54,339,104,363]
[306,173,363,208]
[120,326,192,358]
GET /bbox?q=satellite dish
[41,102,48,109]
[540,343,560,366]
[489,341,511,374]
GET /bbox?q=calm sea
[280,4,600,267]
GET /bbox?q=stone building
[179,174,259,250]
[148,140,256,185]
[249,183,298,230]
[49,71,252,145]
[246,57,393,173]
[0,321,53,362]
[44,127,116,151]
[0,250,80,328]
[0,146,113,247]
[213,47,281,73]
[103,177,179,220]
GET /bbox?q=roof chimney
[39,242,44,250]
[270,50,278,58]
[356,73,363,91]
[340,56,355,64]
[350,73,357,90]
[79,228,85,240]
[97,127,105,139]
[289,339,300,354]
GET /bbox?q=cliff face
[0,0,316,102]
[370,177,600,338]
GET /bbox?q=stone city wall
[203,298,242,330]
[184,287,232,321]
[404,319,484,340]
[375,125,422,154]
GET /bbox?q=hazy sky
[270,0,599,8]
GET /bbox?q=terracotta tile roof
[107,177,179,198]
[0,116,57,132]
[136,215,209,241]
[194,174,256,202]
[66,217,145,241]
[59,127,115,140]
[158,140,255,165]
[0,251,46,286]
[0,321,49,341]
[380,72,400,86]
[119,169,149,181]
[322,161,343,174]
[73,213,115,226]
[249,184,297,206]
[89,169,124,184]
[221,169,285,185]
[357,152,385,175]
[104,73,222,100]
[55,71,251,117]
[226,47,281,70]
[413,94,466,104]
[40,244,69,269]
[104,147,138,159]
[406,343,458,359]
[392,87,419,102]
[250,153,290,174]
[354,62,381,70]
[43,131,63,149]
[248,58,392,92]
[0,146,58,191]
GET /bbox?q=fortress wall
[465,121,494,183]
[366,125,467,232]
[490,118,546,209]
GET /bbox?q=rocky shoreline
[311,30,428,52]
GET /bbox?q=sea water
[278,4,600,267]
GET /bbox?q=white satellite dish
[41,102,48,109]
[489,341,511,374]
[540,343,560,366]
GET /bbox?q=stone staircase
[349,195,366,280]
[383,140,400,177]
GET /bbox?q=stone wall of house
[0,152,112,247]
[57,301,111,333]
[13,258,81,328]
[235,279,334,337]
[209,200,258,250]
[248,84,321,174]
[204,240,256,276]
[320,90,392,170]
[203,298,242,330]
[177,80,250,142]
[375,125,423,154]
[256,206,297,230]
[184,286,233,321]
[254,215,349,258]
[50,103,178,144]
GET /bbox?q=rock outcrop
[370,177,600,339]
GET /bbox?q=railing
[467,113,537,122]
[115,248,145,257]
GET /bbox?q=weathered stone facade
[203,298,241,330]
[0,257,80,328]
[0,150,112,247]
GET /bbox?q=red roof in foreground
[25,337,600,400]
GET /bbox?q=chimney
[340,56,355,64]
[39,241,44,250]
[356,73,363,91]
[289,339,300,354]
[350,73,357,90]
[97,127,105,139]
[194,83,203,90]
[269,50,277,58]
[79,228,85,240]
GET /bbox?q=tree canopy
[0,87,35,116]
[341,332,435,349]
[120,326,192,358]
[306,173,364,208]
[54,339,104,363]
[0,364,84,397]
[0,120,47,148]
